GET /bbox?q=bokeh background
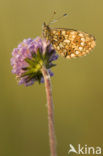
[0,0,103,155]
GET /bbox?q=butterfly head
[42,22,51,40]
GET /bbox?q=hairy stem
[41,66,57,156]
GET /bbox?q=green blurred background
[0,0,103,155]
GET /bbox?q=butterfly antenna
[48,11,57,25]
[50,11,71,24]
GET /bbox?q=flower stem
[41,65,57,156]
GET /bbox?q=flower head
[11,37,58,86]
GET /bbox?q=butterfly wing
[49,28,96,58]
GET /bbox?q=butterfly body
[42,22,96,58]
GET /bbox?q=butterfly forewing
[43,25,96,58]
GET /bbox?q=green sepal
[37,74,42,84]
[35,49,43,63]
[31,51,37,58]
[44,49,54,61]
[46,63,56,69]
[21,69,36,77]
[22,67,31,71]
[25,58,35,66]
[25,73,35,83]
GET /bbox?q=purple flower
[11,37,58,86]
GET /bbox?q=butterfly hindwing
[43,24,96,59]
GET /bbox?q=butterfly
[42,12,96,59]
